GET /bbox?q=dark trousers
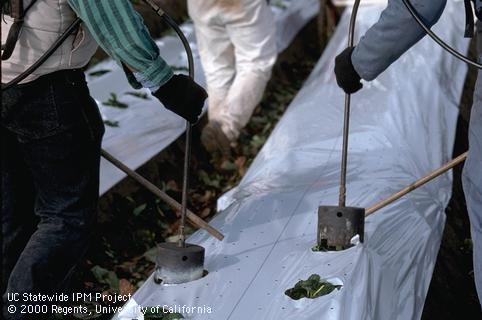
[1,70,104,319]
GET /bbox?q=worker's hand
[334,47,363,94]
[153,74,208,123]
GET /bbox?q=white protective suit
[188,0,277,141]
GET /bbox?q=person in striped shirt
[1,1,206,318]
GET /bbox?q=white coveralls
[188,0,277,141]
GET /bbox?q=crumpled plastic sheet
[113,1,470,319]
[88,0,320,195]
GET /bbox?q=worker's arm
[351,0,447,81]
[67,0,207,123]
[67,0,172,89]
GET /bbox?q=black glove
[152,74,208,123]
[334,47,363,94]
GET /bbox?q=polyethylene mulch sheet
[115,1,469,319]
[88,0,320,195]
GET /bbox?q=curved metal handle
[339,0,361,207]
[146,3,196,248]
[402,0,482,69]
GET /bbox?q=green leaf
[250,135,266,149]
[90,266,120,293]
[198,170,221,188]
[133,203,147,216]
[311,244,322,252]
[285,274,342,300]
[103,120,119,127]
[143,307,184,320]
[220,160,237,171]
[143,247,158,263]
[126,91,150,100]
[103,93,129,109]
[271,0,288,9]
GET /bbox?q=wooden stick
[101,149,224,241]
[365,151,468,217]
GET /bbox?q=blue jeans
[1,69,104,319]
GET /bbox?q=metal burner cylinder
[317,206,365,250]
[154,242,205,284]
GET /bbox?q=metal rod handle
[179,123,192,247]
[338,0,361,207]
[366,152,468,216]
[401,0,482,69]
[101,150,224,241]
[140,9,198,248]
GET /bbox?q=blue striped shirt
[68,0,173,89]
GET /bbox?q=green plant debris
[90,266,120,293]
[311,244,323,252]
[103,93,129,109]
[285,274,342,300]
[133,203,147,216]
[463,238,473,251]
[103,120,119,127]
[143,308,183,320]
[126,91,151,100]
[271,0,288,9]
[88,69,112,77]
[220,160,237,172]
[143,246,158,263]
[312,241,345,252]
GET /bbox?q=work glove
[334,47,363,94]
[153,74,207,123]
